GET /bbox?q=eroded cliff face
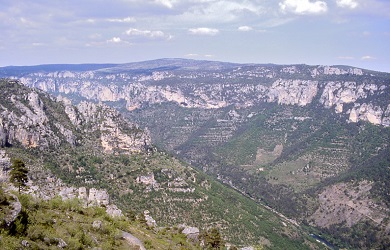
[58,96,151,153]
[309,181,389,229]
[12,61,389,127]
[0,80,150,153]
[0,84,63,148]
[319,81,388,125]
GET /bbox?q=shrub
[0,186,8,205]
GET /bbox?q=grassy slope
[4,145,324,249]
[0,193,200,250]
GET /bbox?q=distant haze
[0,0,389,72]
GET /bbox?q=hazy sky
[1,0,389,72]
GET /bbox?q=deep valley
[1,59,389,249]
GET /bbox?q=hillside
[0,79,324,249]
[0,189,203,249]
[1,58,390,248]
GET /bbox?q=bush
[0,186,8,205]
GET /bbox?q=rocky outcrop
[106,204,123,217]
[0,150,11,182]
[87,188,109,207]
[348,103,384,125]
[58,186,110,207]
[0,81,72,149]
[9,61,389,128]
[0,80,150,153]
[0,90,60,148]
[267,80,318,106]
[121,231,146,250]
[59,97,151,154]
[382,104,390,127]
[3,193,22,226]
[1,149,122,220]
[33,179,123,217]
[309,181,389,229]
[136,173,159,191]
[143,210,157,228]
[319,81,389,126]
[181,225,200,241]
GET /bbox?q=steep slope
[0,190,200,250]
[0,79,150,152]
[0,79,323,249]
[1,58,390,248]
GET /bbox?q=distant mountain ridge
[1,59,389,127]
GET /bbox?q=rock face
[3,193,22,226]
[87,188,109,207]
[106,204,123,217]
[0,85,61,148]
[121,231,146,250]
[0,80,150,153]
[59,97,151,154]
[6,59,388,127]
[181,225,200,241]
[136,173,159,191]
[143,210,157,228]
[267,80,318,106]
[309,181,390,231]
[348,103,384,125]
[57,186,111,208]
[0,150,11,182]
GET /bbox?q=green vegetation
[0,193,201,250]
[5,145,320,248]
[199,227,224,249]
[9,159,28,194]
[0,186,7,205]
[4,76,387,248]
[128,100,390,249]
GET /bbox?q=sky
[0,0,390,72]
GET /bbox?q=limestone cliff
[5,59,388,127]
[0,80,150,153]
[58,97,151,153]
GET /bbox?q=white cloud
[188,27,219,36]
[361,55,375,60]
[279,0,328,15]
[154,0,176,9]
[238,26,253,31]
[185,53,199,57]
[106,17,136,23]
[177,1,264,24]
[107,37,122,43]
[336,0,358,9]
[125,28,172,40]
[185,53,215,58]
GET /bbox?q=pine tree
[0,186,8,205]
[9,159,28,193]
[199,227,224,249]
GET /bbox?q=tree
[199,227,224,249]
[9,159,28,193]
[0,186,8,205]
